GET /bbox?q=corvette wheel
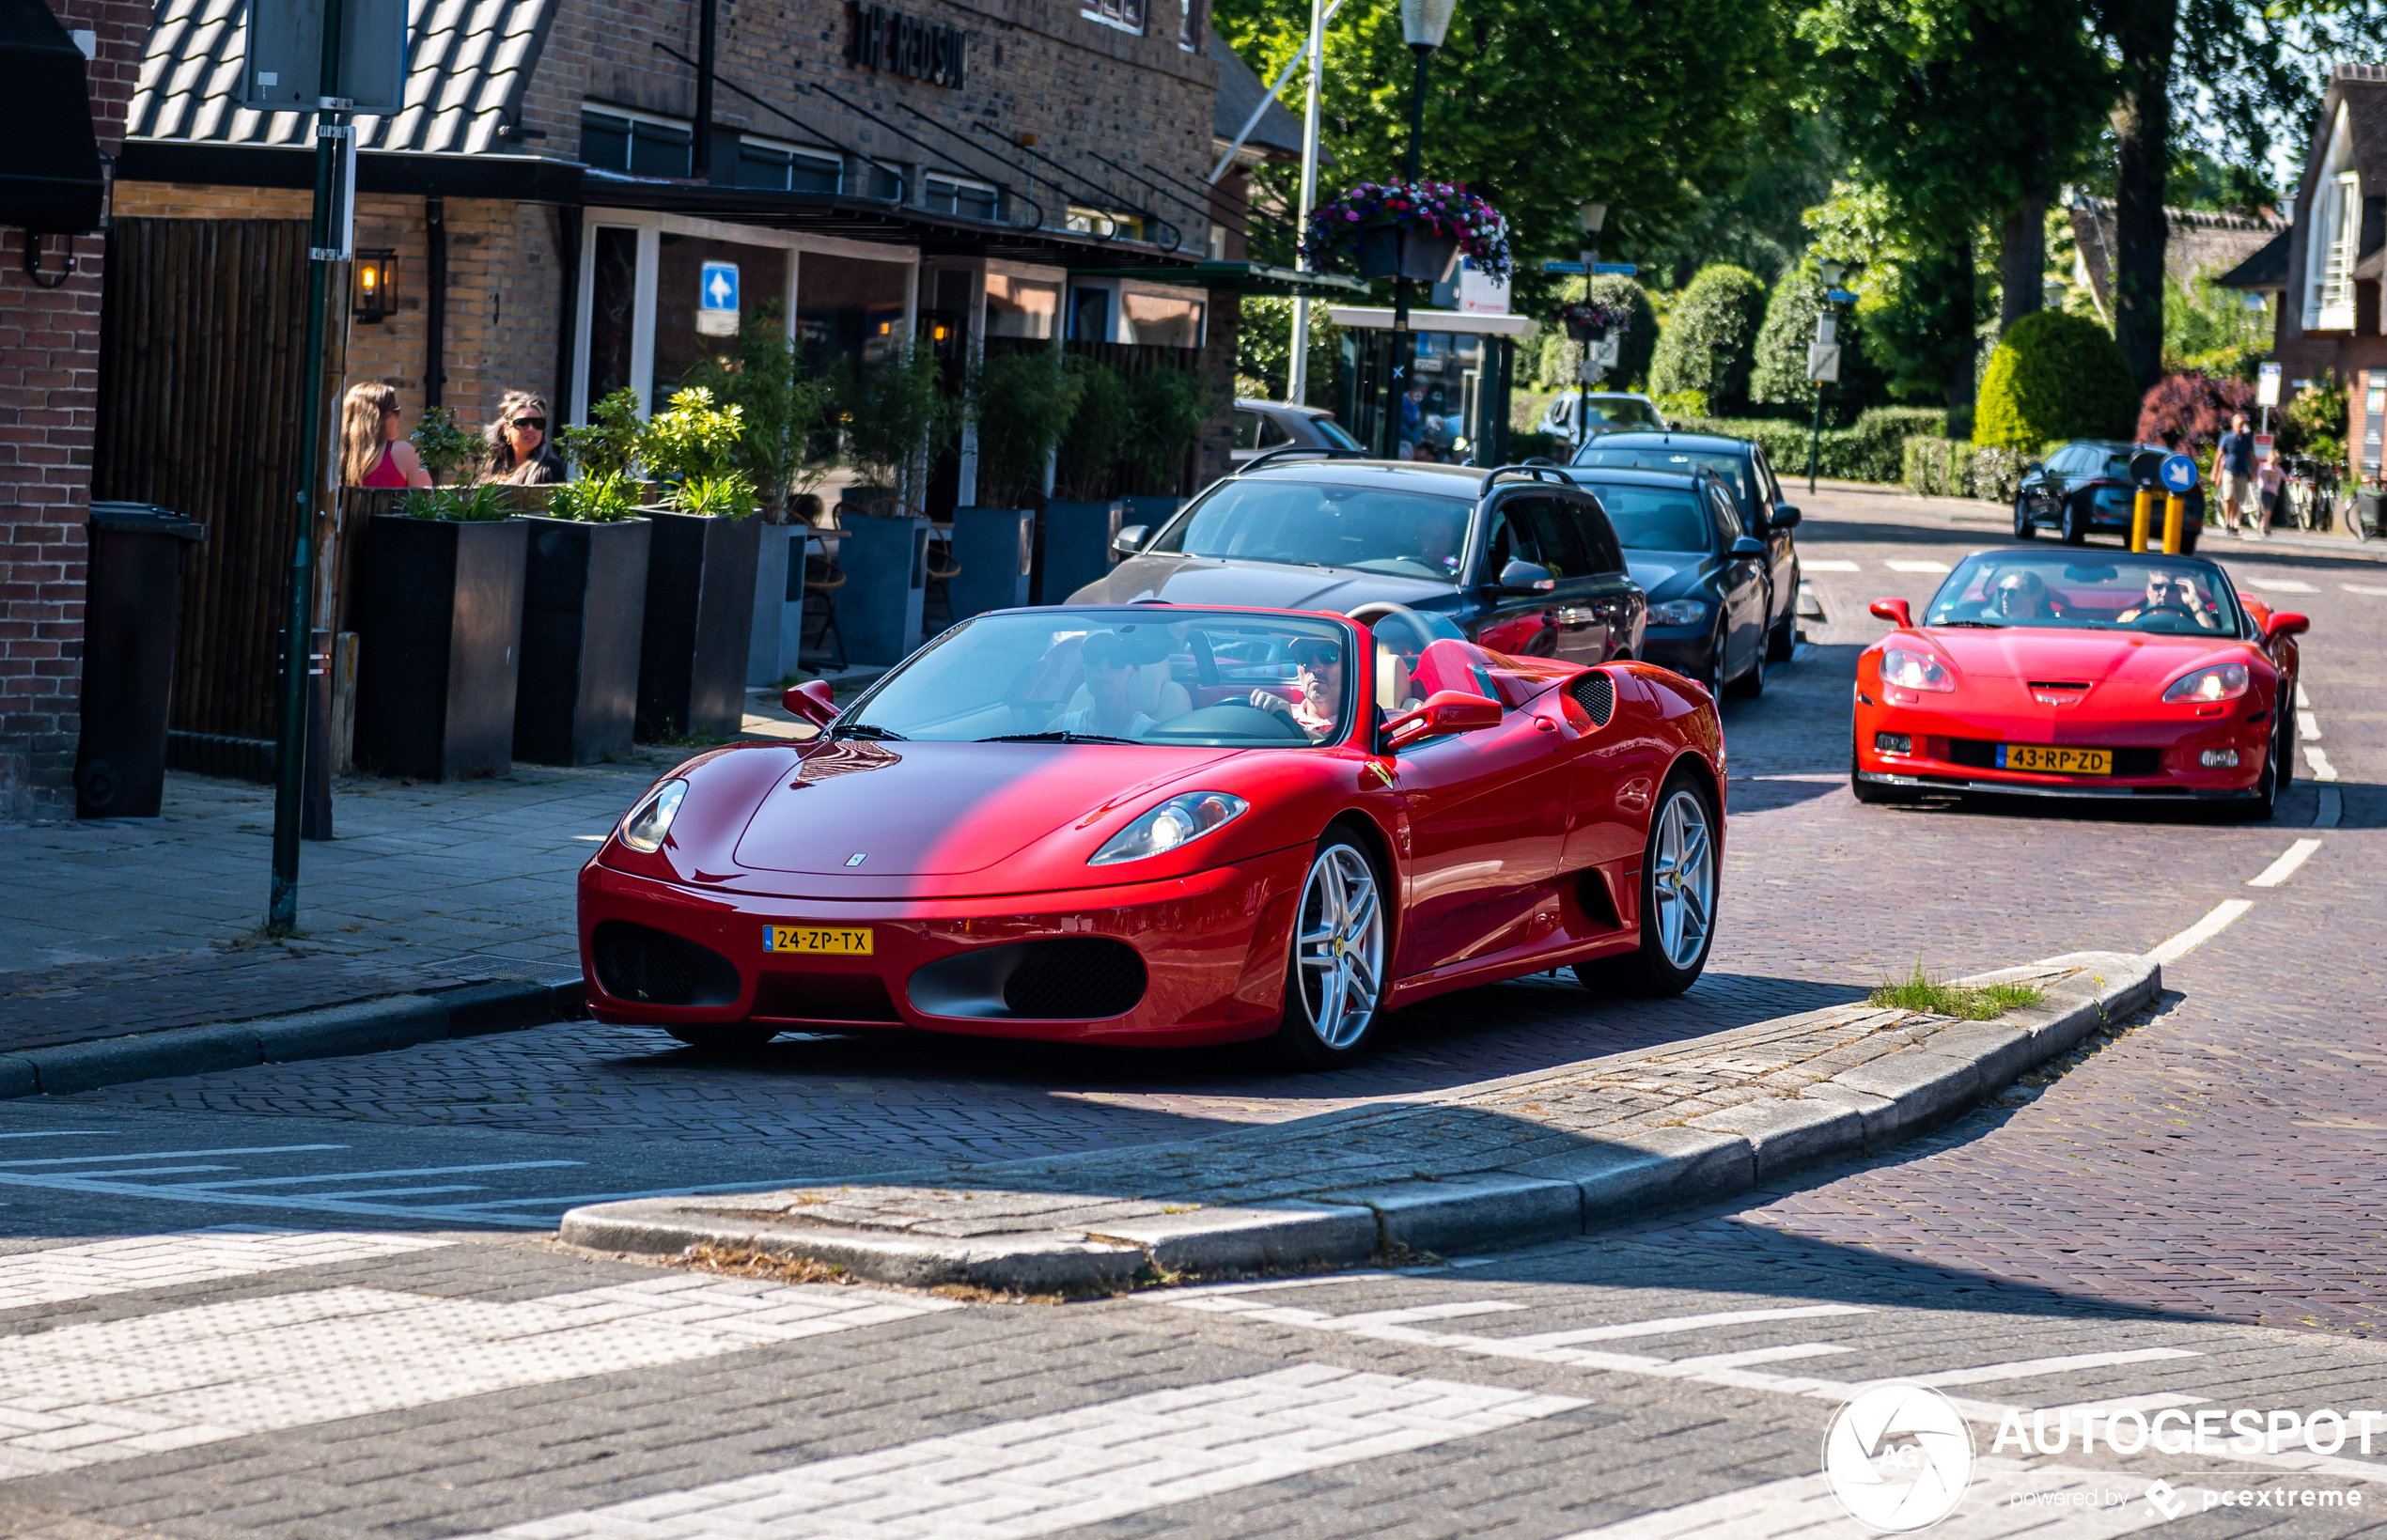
[1849,738,1909,805]
[663,1024,783,1051]
[1576,770,1717,998]
[2013,495,2036,540]
[2233,699,2291,821]
[1272,832,1388,1067]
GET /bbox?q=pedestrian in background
[2210,412,2258,537]
[338,382,433,489]
[477,390,564,485]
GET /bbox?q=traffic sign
[2159,453,2198,494]
[1826,288,1860,303]
[1591,261,1637,275]
[2257,362,2282,406]
[1541,259,1587,275]
[698,261,740,335]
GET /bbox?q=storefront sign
[848,4,966,88]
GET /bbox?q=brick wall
[0,0,148,821]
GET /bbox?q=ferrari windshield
[834,610,1357,747]
[1925,552,2246,636]
[1145,479,1472,583]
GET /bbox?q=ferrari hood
[732,739,1233,876]
[1065,552,1456,614]
[1918,627,2247,687]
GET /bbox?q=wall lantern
[352,249,398,322]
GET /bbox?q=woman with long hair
[477,389,565,485]
[339,382,432,489]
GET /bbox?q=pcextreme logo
[1822,1382,1974,1532]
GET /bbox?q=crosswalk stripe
[0,1231,450,1313]
[1804,559,1862,572]
[1912,1348,2198,1387]
[1493,1303,1873,1350]
[2343,583,2387,596]
[1885,559,1951,572]
[2240,576,2318,592]
[462,1366,1588,1540]
[2248,838,2323,888]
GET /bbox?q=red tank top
[360,443,408,489]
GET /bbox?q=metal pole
[693,0,717,180]
[271,0,348,934]
[1388,45,1431,459]
[1286,0,1329,408]
[1807,386,1823,495]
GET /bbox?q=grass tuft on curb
[1869,963,2044,1020]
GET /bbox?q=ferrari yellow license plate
[765,925,873,956]
[1997,744,2112,775]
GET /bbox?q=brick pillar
[0,0,145,820]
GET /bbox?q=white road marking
[0,1144,348,1169]
[2317,786,2343,829]
[1804,559,1862,572]
[2298,709,2322,740]
[0,1275,957,1477]
[2295,681,2312,708]
[464,1365,1586,1540]
[157,1160,580,1190]
[2343,583,2387,596]
[2304,746,2338,782]
[0,1231,451,1312]
[2247,838,2323,888]
[1552,1458,2215,1538]
[2240,576,2317,592]
[1886,559,1951,573]
[1912,1349,2198,1388]
[1494,1304,1873,1350]
[2145,900,2254,964]
[1309,1300,1525,1329]
[1662,1342,1852,1371]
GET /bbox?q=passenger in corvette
[2115,571,2222,630]
[1051,632,1155,737]
[1249,641,1345,741]
[1988,568,2065,620]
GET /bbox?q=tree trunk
[1945,233,1976,435]
[2108,0,2176,390]
[2001,187,2050,331]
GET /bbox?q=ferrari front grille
[591,921,742,1007]
[1004,938,1147,1019]
[1568,671,1615,726]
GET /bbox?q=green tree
[1648,265,1767,413]
[680,302,835,513]
[1751,257,1884,421]
[1972,309,2137,451]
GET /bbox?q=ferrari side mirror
[2265,611,2310,640]
[1384,689,1504,746]
[783,678,839,726]
[1870,598,1913,629]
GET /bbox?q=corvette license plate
[1997,744,2111,775]
[765,925,873,956]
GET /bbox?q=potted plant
[349,480,526,781]
[683,303,838,684]
[510,389,652,766]
[1041,359,1131,604]
[955,345,1079,618]
[830,339,953,662]
[1119,366,1209,533]
[1552,296,1633,344]
[1301,181,1511,286]
[633,385,761,739]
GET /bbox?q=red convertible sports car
[1851,550,2307,817]
[580,604,1725,1066]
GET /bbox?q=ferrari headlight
[1880,645,1954,692]
[618,780,687,852]
[2162,661,2250,703]
[1647,598,1708,627]
[1089,791,1247,866]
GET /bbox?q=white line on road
[1663,1342,1853,1371]
[158,1160,582,1190]
[1804,559,1862,572]
[463,1365,1587,1540]
[2344,583,2387,596]
[2296,681,2312,708]
[1912,1348,2199,1388]
[0,1144,348,1169]
[1493,1304,1874,1350]
[2305,745,2338,781]
[2240,576,2317,592]
[2146,900,2254,964]
[2317,786,2343,829]
[2299,709,2322,740]
[2248,838,2324,888]
[0,1231,451,1312]
[1886,559,1952,572]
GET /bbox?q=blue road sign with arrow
[700,262,739,312]
[2160,453,2198,494]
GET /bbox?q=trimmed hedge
[1670,407,1946,487]
[1974,311,2137,452]
[1649,266,1768,413]
[1903,437,2031,503]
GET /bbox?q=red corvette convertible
[579,605,1725,1066]
[1851,550,2307,817]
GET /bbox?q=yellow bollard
[2130,488,2153,552]
[2162,494,2185,553]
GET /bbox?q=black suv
[2014,440,2205,550]
[1567,430,1803,662]
[1074,456,1646,667]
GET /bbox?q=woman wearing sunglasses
[476,389,564,485]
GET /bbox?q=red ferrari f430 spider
[580,605,1725,1066]
[1852,550,2307,817]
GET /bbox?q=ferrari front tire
[663,1024,782,1051]
[1271,829,1388,1068]
[1576,769,1717,998]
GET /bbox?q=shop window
[586,226,640,411]
[924,176,999,223]
[581,108,693,179]
[1066,206,1146,242]
[655,233,789,396]
[1083,0,1144,31]
[735,139,842,194]
[986,274,1059,338]
[799,252,912,373]
[1069,287,1111,342]
[1121,291,1202,348]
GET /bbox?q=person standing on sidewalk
[339,383,433,489]
[2210,412,2259,537]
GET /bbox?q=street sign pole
[270,0,350,935]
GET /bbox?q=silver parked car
[1232,399,1365,464]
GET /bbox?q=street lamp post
[1574,198,1604,450]
[1385,0,1455,458]
[1805,257,1854,496]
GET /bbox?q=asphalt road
[1,485,2381,1538]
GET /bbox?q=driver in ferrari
[2116,569,2223,631]
[1249,639,1346,741]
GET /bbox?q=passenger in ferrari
[1051,631,1158,738]
[1248,639,1345,741]
[2115,569,2223,631]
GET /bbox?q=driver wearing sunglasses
[1249,641,1345,742]
[2117,569,2221,630]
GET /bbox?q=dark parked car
[1232,399,1365,464]
[1566,467,1778,697]
[1568,431,1802,661]
[1072,457,1646,668]
[2014,440,2205,551]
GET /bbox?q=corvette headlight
[618,780,687,852]
[2162,661,2250,703]
[1089,791,1248,865]
[1647,599,1708,627]
[1880,645,1954,692]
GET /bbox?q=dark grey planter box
[841,511,929,665]
[513,516,651,766]
[351,515,528,781]
[747,522,801,686]
[948,506,1033,620]
[637,511,760,740]
[1038,499,1122,605]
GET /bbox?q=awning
[0,0,106,230]
[1327,305,1541,336]
[1071,260,1368,296]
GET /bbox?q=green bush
[1902,437,2031,502]
[1664,406,1944,486]
[969,347,1080,508]
[1973,311,2137,453]
[832,339,953,499]
[1750,259,1887,424]
[1648,265,1767,413]
[1054,360,1131,500]
[1122,367,1210,495]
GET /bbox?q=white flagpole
[1287,0,1330,405]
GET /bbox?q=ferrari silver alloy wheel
[1295,842,1384,1050]
[1650,787,1715,970]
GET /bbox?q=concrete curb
[0,976,585,1098]
[558,952,2161,1291]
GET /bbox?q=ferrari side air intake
[909,938,1149,1020]
[591,921,742,1007]
[1568,671,1616,727]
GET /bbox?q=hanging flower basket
[1302,181,1511,283]
[1553,298,1633,343]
